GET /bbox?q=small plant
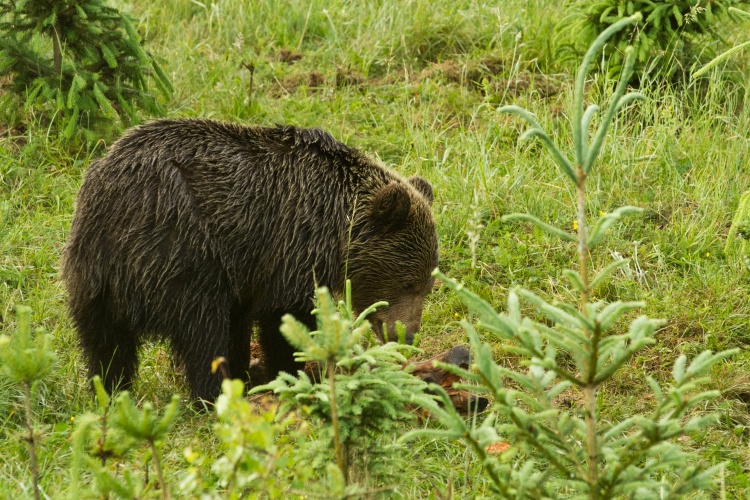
[252,283,430,492]
[110,392,180,498]
[575,0,750,78]
[0,0,172,141]
[692,7,750,78]
[704,7,750,270]
[175,378,313,498]
[69,383,180,499]
[0,306,56,500]
[724,189,750,271]
[403,14,737,498]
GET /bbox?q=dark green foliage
[692,7,750,76]
[252,285,431,487]
[725,190,750,270]
[175,379,315,498]
[259,353,426,455]
[0,0,172,141]
[575,0,750,78]
[0,306,56,500]
[403,16,738,498]
[2,0,750,495]
[69,379,180,499]
[0,306,56,384]
[412,275,734,497]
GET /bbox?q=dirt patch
[479,56,505,75]
[0,124,26,138]
[0,122,28,150]
[660,317,707,342]
[484,73,560,98]
[268,71,328,97]
[275,49,303,64]
[418,60,478,86]
[0,74,12,93]
[335,66,366,89]
[419,60,463,83]
[306,71,326,88]
[418,55,506,86]
[265,55,560,100]
[416,57,560,98]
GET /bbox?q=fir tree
[0,0,172,141]
[0,306,56,500]
[403,15,737,498]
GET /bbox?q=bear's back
[71,119,400,309]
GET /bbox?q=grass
[1,0,750,496]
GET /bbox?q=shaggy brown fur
[62,119,438,402]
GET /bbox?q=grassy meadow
[1,0,749,497]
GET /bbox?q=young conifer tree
[576,0,749,79]
[0,0,172,140]
[0,307,56,500]
[403,14,737,498]
[253,283,430,492]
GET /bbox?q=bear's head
[347,175,438,344]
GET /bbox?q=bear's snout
[369,301,423,345]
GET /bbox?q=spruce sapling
[403,14,738,498]
[0,306,56,500]
[252,283,430,490]
[0,0,172,141]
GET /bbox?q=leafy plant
[724,189,750,271]
[0,0,172,141]
[69,382,180,499]
[403,14,738,498]
[252,283,431,491]
[699,8,750,272]
[0,306,56,500]
[692,6,750,78]
[175,379,314,499]
[574,0,750,78]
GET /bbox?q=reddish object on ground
[249,343,488,414]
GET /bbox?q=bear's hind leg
[71,294,140,394]
[258,315,305,380]
[170,312,230,403]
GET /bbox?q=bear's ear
[371,182,412,231]
[408,175,433,205]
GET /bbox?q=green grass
[1,0,750,497]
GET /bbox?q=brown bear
[62,119,438,402]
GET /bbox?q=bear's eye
[402,283,418,293]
